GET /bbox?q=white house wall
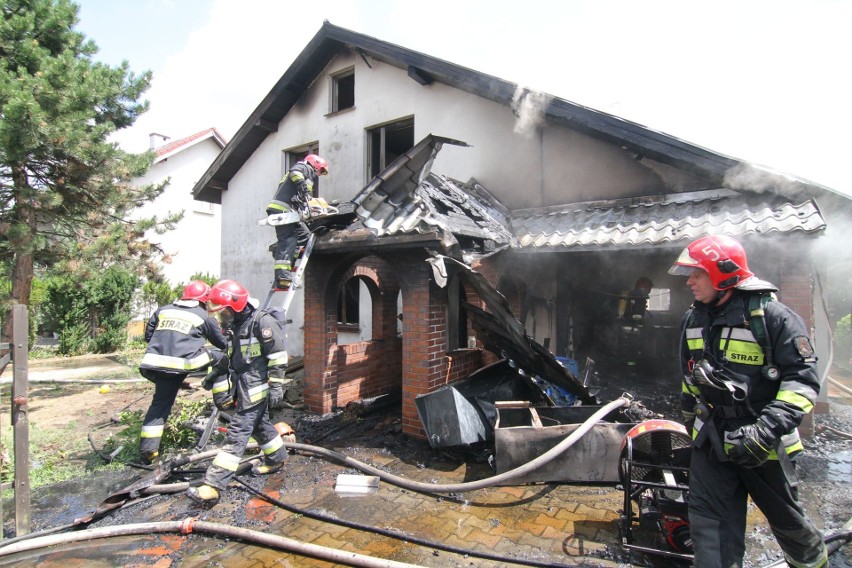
[221,48,704,355]
[134,138,222,286]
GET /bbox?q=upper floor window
[330,68,354,113]
[367,117,414,179]
[283,142,321,195]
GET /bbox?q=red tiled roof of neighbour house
[154,128,227,162]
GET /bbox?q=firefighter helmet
[181,280,211,302]
[207,279,249,313]
[303,154,329,176]
[668,235,754,290]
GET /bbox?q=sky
[74,0,852,196]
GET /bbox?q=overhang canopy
[510,189,827,252]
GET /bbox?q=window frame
[330,67,355,114]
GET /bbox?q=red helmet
[181,280,211,302]
[303,154,329,176]
[207,279,249,313]
[668,235,754,290]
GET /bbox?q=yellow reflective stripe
[248,383,269,403]
[141,351,212,371]
[776,390,814,414]
[274,262,292,270]
[268,377,286,385]
[682,382,700,395]
[261,436,284,455]
[212,451,241,471]
[141,425,164,438]
[267,201,286,211]
[685,328,703,350]
[722,340,764,366]
[154,309,206,335]
[267,350,288,367]
[240,338,261,358]
[289,172,305,182]
[211,379,230,394]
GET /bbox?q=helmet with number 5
[303,154,329,176]
[668,235,754,290]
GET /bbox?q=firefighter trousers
[688,443,827,568]
[139,368,188,454]
[272,222,309,268]
[203,400,287,490]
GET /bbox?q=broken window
[367,117,414,179]
[330,67,354,113]
[337,277,361,330]
[647,288,671,312]
[283,143,321,195]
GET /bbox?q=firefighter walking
[138,281,228,465]
[187,279,290,506]
[669,235,827,568]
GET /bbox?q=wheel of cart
[619,419,694,564]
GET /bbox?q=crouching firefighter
[669,235,827,568]
[187,279,290,506]
[138,280,228,465]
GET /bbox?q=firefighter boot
[140,450,159,466]
[187,484,220,506]
[274,266,293,291]
[251,459,285,476]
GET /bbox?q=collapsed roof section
[345,134,516,262]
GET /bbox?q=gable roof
[154,127,227,163]
[194,22,843,205]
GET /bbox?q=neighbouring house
[192,22,852,438]
[134,128,226,291]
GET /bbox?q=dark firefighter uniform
[680,290,827,568]
[201,307,289,491]
[266,161,316,288]
[139,300,227,460]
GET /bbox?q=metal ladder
[261,223,316,311]
[195,224,316,452]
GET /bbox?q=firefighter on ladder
[265,154,329,291]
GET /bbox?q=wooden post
[0,340,8,540]
[11,304,30,536]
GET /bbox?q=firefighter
[669,235,827,568]
[187,279,289,506]
[265,154,329,290]
[138,280,228,465]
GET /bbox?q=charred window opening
[330,67,354,113]
[284,143,321,195]
[368,117,414,179]
[447,274,470,351]
[337,277,360,330]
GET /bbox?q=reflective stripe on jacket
[140,301,228,373]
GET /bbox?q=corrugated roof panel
[511,193,826,251]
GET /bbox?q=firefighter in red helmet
[187,279,290,506]
[264,154,329,290]
[138,280,228,465]
[669,235,826,567]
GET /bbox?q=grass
[1,395,211,498]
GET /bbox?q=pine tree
[0,0,176,340]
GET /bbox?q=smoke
[722,163,805,195]
[511,87,552,138]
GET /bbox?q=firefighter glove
[724,419,776,468]
[268,380,284,410]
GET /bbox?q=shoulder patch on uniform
[261,327,273,340]
[793,336,814,358]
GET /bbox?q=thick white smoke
[511,87,552,138]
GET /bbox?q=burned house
[193,22,852,438]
